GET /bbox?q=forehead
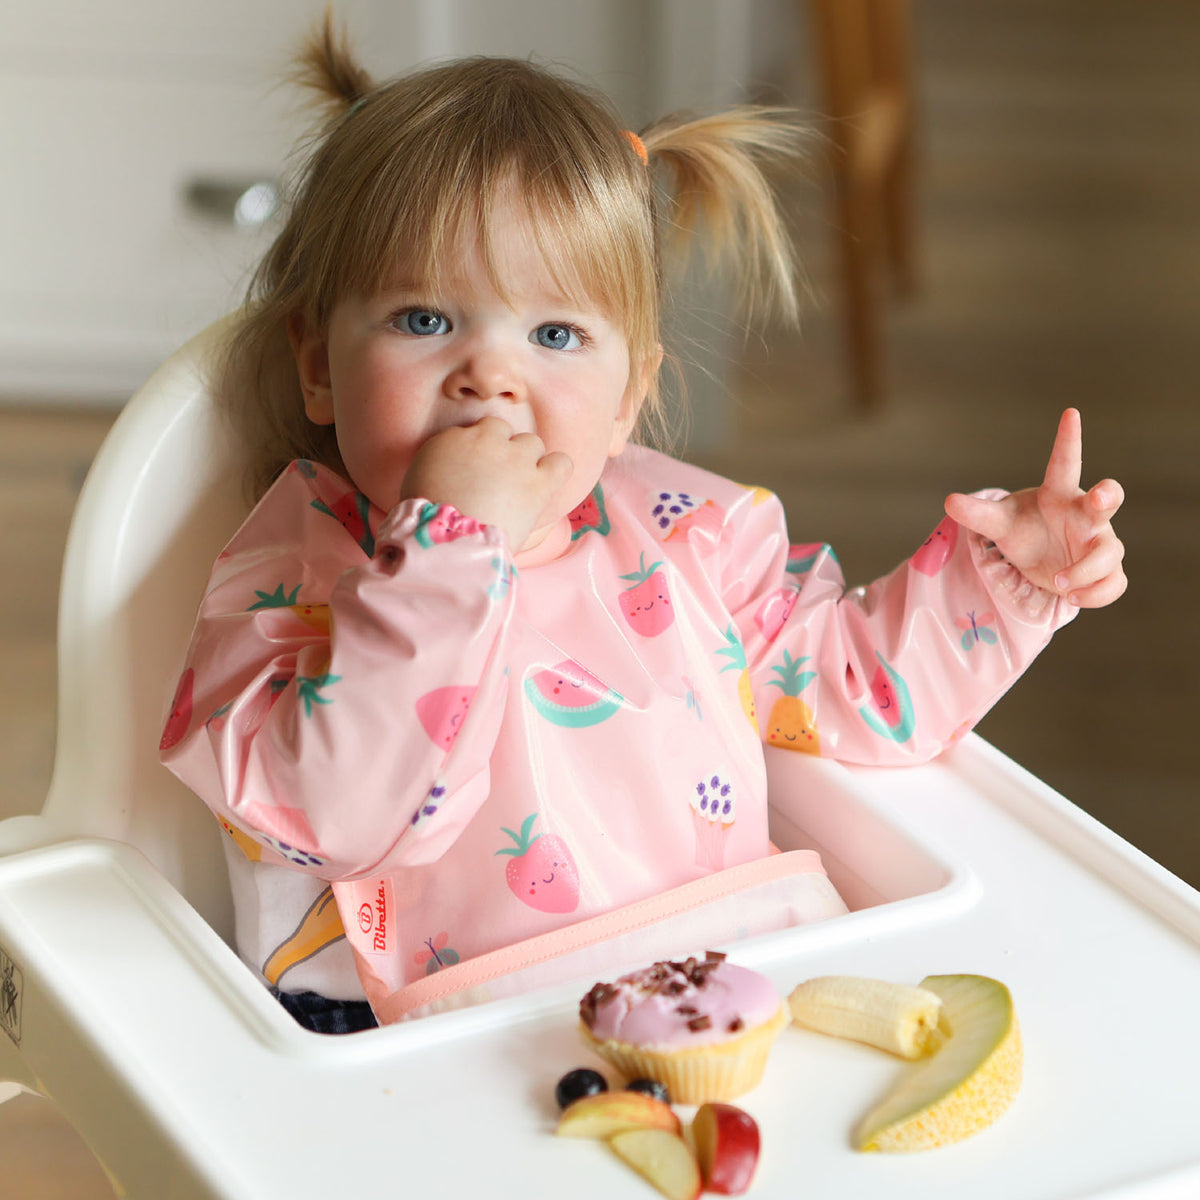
[379,178,608,312]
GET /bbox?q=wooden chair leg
[883,123,917,296]
[836,178,880,409]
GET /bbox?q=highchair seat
[3,320,1199,1199]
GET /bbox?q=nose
[443,342,520,403]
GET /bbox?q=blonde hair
[220,13,804,499]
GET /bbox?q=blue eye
[533,323,582,350]
[400,309,450,336]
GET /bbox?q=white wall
[0,0,786,443]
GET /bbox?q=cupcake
[578,952,787,1103]
[649,490,725,543]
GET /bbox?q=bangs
[302,58,658,361]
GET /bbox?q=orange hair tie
[624,130,648,165]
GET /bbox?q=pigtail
[288,8,375,118]
[641,108,806,327]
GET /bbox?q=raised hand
[400,416,573,551]
[944,408,1126,608]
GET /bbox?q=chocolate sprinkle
[580,981,618,1028]
[582,953,735,1031]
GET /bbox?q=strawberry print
[416,685,477,750]
[754,585,800,641]
[495,813,580,913]
[568,484,610,540]
[311,490,375,557]
[912,517,958,576]
[619,552,675,637]
[414,502,483,548]
[160,668,194,751]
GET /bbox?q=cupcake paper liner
[580,1002,788,1104]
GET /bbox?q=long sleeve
[161,461,516,879]
[720,487,1077,765]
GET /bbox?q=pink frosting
[580,955,780,1050]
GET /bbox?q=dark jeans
[270,987,379,1035]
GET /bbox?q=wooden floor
[2,1,1198,1193]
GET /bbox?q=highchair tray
[2,733,1198,1198]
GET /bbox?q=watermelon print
[524,660,624,728]
[311,490,375,557]
[786,542,834,578]
[414,502,483,548]
[858,652,916,743]
[568,484,610,540]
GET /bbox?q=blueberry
[625,1078,671,1105]
[555,1067,608,1109]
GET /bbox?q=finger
[1086,477,1125,520]
[472,415,516,439]
[944,491,1013,542]
[1054,534,1125,593]
[1064,568,1128,609]
[536,450,574,488]
[1042,407,1083,494]
[508,430,549,457]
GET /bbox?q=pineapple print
[716,625,757,732]
[766,650,820,754]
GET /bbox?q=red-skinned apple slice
[555,1090,682,1139]
[692,1103,761,1195]
[609,1128,702,1200]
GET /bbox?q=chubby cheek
[331,396,425,514]
[538,419,622,524]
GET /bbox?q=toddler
[161,19,1126,1033]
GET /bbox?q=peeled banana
[787,975,944,1059]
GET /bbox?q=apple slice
[855,974,1022,1153]
[609,1128,702,1200]
[556,1089,682,1139]
[692,1102,761,1195]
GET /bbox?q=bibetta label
[349,876,396,957]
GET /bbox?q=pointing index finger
[1042,407,1083,494]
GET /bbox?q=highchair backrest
[44,318,251,943]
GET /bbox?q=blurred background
[1,1,1197,1192]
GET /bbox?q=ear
[287,311,335,426]
[609,344,663,457]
